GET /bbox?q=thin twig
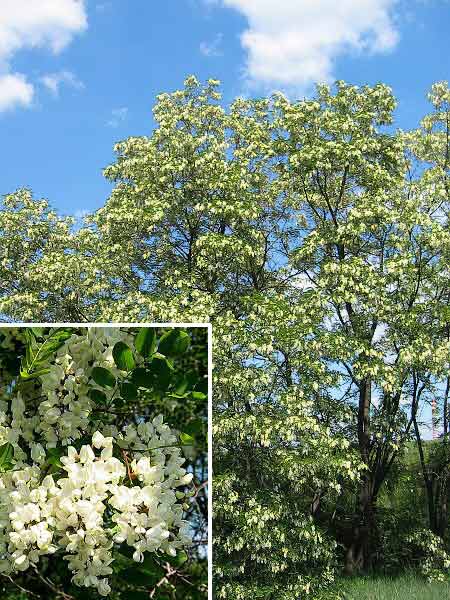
[1,574,40,599]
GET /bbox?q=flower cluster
[0,428,192,595]
[37,328,136,448]
[0,328,137,453]
[113,420,193,562]
[0,329,194,596]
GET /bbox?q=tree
[400,81,450,539]
[278,80,450,573]
[1,76,450,598]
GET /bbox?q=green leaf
[46,447,64,467]
[180,433,195,446]
[135,327,157,358]
[167,393,190,400]
[166,550,188,567]
[141,554,165,576]
[0,442,14,471]
[194,377,208,395]
[184,418,205,437]
[131,367,154,389]
[20,367,51,380]
[112,557,131,574]
[20,328,72,379]
[174,370,199,395]
[158,329,190,357]
[112,341,135,371]
[120,381,138,400]
[148,353,174,392]
[30,327,45,338]
[88,388,107,404]
[91,366,116,388]
[0,442,14,462]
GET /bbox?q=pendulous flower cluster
[0,329,194,596]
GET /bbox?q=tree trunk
[413,411,438,533]
[436,477,448,538]
[345,378,376,574]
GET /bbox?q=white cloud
[0,73,34,111]
[0,0,87,112]
[107,107,128,128]
[200,32,224,57]
[212,0,399,92]
[40,70,84,96]
[0,0,87,60]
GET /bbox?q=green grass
[340,573,450,599]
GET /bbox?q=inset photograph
[0,325,209,600]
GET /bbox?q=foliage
[0,326,208,599]
[405,529,450,583]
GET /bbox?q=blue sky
[0,0,449,216]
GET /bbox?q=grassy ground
[340,573,450,599]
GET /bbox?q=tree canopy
[1,76,450,599]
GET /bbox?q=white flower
[92,431,106,449]
[79,445,95,463]
[132,550,144,563]
[30,443,45,464]
[98,579,111,596]
[13,554,29,570]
